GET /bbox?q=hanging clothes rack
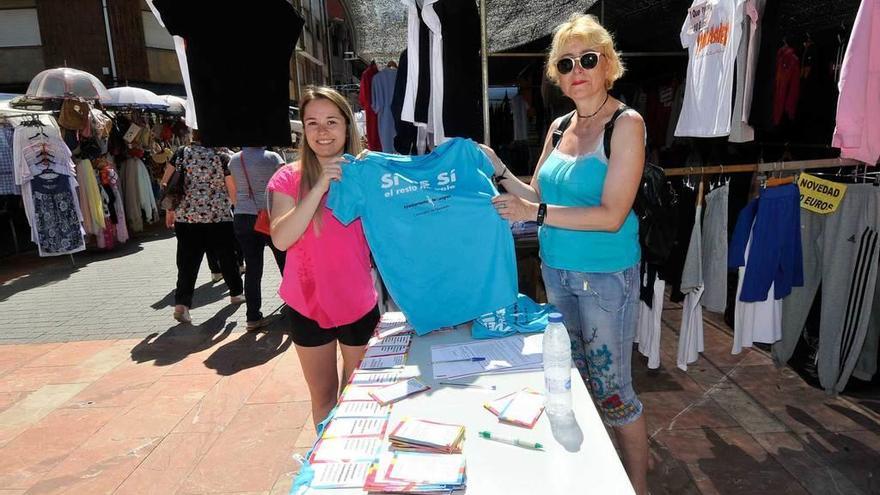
[0,109,77,267]
[663,157,863,176]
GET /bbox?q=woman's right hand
[315,157,345,192]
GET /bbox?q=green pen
[478,430,544,450]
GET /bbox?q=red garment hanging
[772,45,800,125]
[359,64,381,151]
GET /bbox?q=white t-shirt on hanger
[636,272,665,369]
[402,0,422,126]
[674,0,746,138]
[733,231,782,354]
[422,0,446,147]
[145,0,197,129]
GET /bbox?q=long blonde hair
[297,86,362,228]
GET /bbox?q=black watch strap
[536,203,547,226]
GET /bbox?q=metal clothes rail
[663,158,864,176]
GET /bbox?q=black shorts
[287,305,380,347]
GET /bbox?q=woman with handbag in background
[227,147,287,331]
[162,131,244,324]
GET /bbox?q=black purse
[159,151,186,210]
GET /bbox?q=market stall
[0,68,192,257]
[293,1,879,493]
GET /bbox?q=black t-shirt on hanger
[152,0,304,148]
[392,50,418,155]
[434,0,483,142]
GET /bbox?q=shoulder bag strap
[238,152,256,201]
[551,110,576,149]
[603,105,631,160]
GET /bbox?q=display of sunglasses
[555,52,603,74]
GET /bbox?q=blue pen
[433,357,487,363]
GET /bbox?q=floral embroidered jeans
[542,263,643,427]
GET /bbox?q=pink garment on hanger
[832,0,880,165]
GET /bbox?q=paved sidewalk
[0,226,284,344]
[0,232,878,494]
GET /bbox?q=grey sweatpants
[701,184,729,313]
[776,184,880,393]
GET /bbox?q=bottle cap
[548,312,564,323]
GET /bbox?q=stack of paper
[484,388,545,428]
[388,418,465,454]
[309,436,385,463]
[431,333,543,380]
[369,377,430,406]
[364,452,466,493]
[309,461,373,489]
[360,332,414,370]
[375,312,415,339]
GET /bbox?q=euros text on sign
[798,172,846,214]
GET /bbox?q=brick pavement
[0,226,285,344]
[0,231,878,494]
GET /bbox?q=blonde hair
[297,86,362,229]
[546,14,624,90]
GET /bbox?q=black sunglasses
[556,52,602,75]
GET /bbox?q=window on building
[0,8,41,48]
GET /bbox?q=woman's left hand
[492,193,538,222]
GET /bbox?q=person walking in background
[164,133,244,323]
[208,149,245,282]
[227,147,287,331]
[207,245,245,283]
[268,86,379,427]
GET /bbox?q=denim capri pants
[541,263,643,427]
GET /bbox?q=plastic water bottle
[543,312,572,416]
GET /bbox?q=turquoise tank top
[537,139,640,273]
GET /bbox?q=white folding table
[299,326,635,494]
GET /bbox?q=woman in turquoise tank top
[481,13,649,494]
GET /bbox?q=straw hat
[153,148,173,164]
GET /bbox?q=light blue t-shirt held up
[327,138,518,335]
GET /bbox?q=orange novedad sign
[696,23,731,52]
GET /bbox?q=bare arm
[479,116,563,203]
[161,163,175,187]
[269,159,343,251]
[493,111,645,232]
[225,175,237,206]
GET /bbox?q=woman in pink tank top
[267,87,379,427]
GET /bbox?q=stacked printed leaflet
[484,388,545,428]
[389,418,465,454]
[301,312,466,493]
[359,313,415,370]
[431,333,543,380]
[364,451,466,493]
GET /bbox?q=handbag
[58,99,90,130]
[239,153,272,235]
[159,150,185,210]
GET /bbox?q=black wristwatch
[536,203,547,226]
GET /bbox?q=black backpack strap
[551,111,576,148]
[603,105,631,160]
